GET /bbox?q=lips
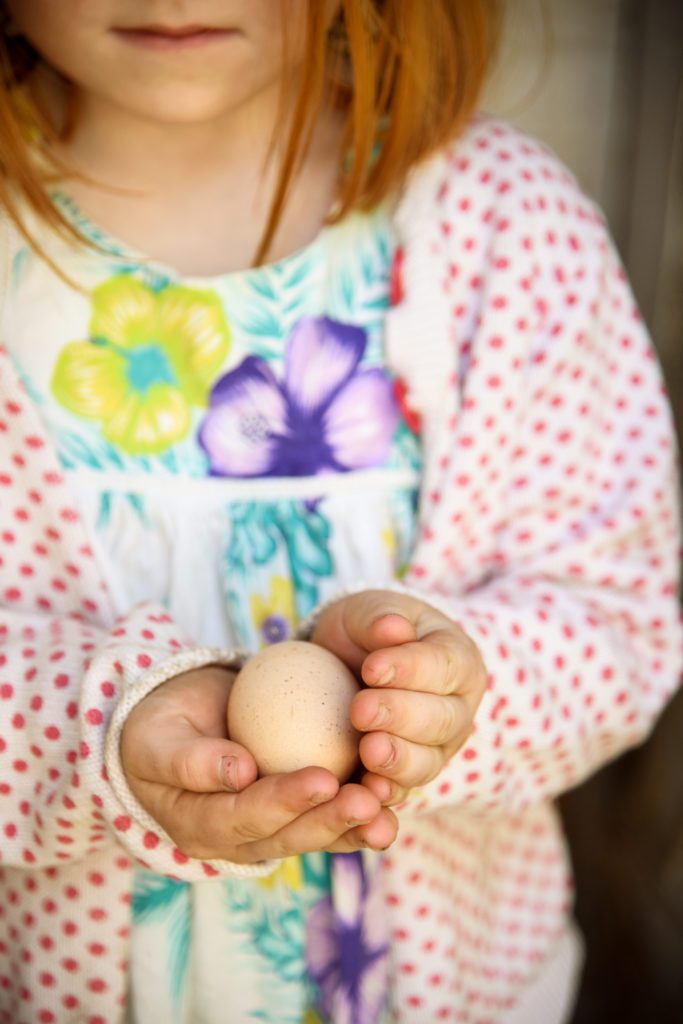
[122,24,219,38]
[112,24,237,49]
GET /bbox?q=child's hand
[120,666,397,863]
[310,590,487,805]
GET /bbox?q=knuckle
[268,836,295,860]
[166,802,227,860]
[439,631,486,695]
[226,843,262,865]
[334,788,360,820]
[386,784,409,807]
[237,833,294,862]
[436,643,459,694]
[231,818,266,843]
[433,698,460,746]
[339,832,364,853]
[397,743,440,788]
[422,748,445,786]
[169,748,199,791]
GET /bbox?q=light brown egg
[227,640,361,782]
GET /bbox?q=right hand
[120,665,398,863]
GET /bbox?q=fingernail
[379,742,397,769]
[310,791,331,806]
[371,701,390,727]
[374,665,395,687]
[220,755,239,791]
[379,780,396,804]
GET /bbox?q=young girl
[0,2,680,1023]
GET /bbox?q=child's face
[7,1,314,124]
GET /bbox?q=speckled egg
[227,640,361,782]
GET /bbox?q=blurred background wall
[482,1,683,1021]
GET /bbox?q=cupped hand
[310,590,487,805]
[120,665,397,863]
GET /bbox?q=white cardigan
[0,117,680,1023]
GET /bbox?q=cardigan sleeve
[0,353,273,880]
[0,597,264,879]
[348,123,683,818]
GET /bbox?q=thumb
[312,590,418,670]
[126,716,259,794]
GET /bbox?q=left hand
[121,666,398,860]
[310,590,487,806]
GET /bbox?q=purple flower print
[260,613,290,645]
[199,317,398,477]
[307,852,389,1024]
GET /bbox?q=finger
[310,591,418,672]
[351,687,471,748]
[358,731,447,789]
[326,807,399,852]
[360,771,410,808]
[340,591,419,651]
[124,715,260,793]
[146,767,342,860]
[362,628,485,703]
[234,784,384,862]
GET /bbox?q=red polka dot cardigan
[0,118,680,1023]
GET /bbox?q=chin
[119,86,252,125]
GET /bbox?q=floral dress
[4,195,421,1024]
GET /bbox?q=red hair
[0,1,501,267]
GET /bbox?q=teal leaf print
[224,500,334,645]
[222,877,255,915]
[97,491,112,530]
[303,851,333,890]
[325,212,395,359]
[57,428,126,472]
[391,418,422,474]
[220,856,331,1024]
[133,873,191,1014]
[287,511,333,580]
[6,348,45,409]
[252,906,307,983]
[239,509,279,566]
[10,245,29,291]
[55,423,209,476]
[339,270,355,312]
[51,190,135,266]
[132,873,188,918]
[94,491,153,533]
[231,246,321,361]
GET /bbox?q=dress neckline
[49,187,384,287]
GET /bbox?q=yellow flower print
[251,576,296,647]
[257,856,304,891]
[383,523,411,578]
[382,525,397,558]
[51,275,230,455]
